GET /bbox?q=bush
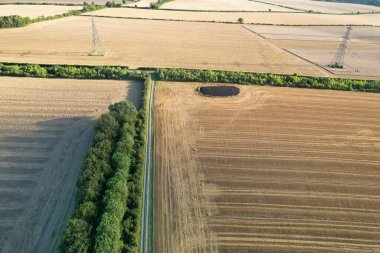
[0,15,31,28]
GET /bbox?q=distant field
[0,16,328,76]
[246,25,380,78]
[0,77,141,253]
[0,0,120,4]
[258,0,380,13]
[124,0,158,8]
[0,4,81,18]
[87,8,380,26]
[154,81,380,253]
[161,0,293,11]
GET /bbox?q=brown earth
[154,81,380,253]
[0,77,142,253]
[0,16,329,77]
[0,5,81,18]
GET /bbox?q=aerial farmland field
[88,8,380,26]
[0,0,119,4]
[246,25,380,78]
[257,0,380,13]
[154,81,380,253]
[160,0,292,11]
[0,16,329,76]
[0,77,141,253]
[0,4,82,18]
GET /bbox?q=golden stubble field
[154,81,380,253]
[258,0,380,13]
[0,77,141,253]
[0,16,328,77]
[0,4,82,18]
[246,25,380,78]
[88,8,380,26]
[160,0,291,11]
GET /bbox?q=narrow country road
[140,77,155,253]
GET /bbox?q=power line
[329,25,352,68]
[89,15,105,56]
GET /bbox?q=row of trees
[156,68,380,93]
[0,15,31,28]
[150,0,174,9]
[60,99,148,253]
[0,4,104,29]
[0,63,146,80]
[59,75,150,253]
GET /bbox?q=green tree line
[59,77,150,253]
[0,63,146,80]
[60,99,147,253]
[150,0,175,9]
[156,68,380,93]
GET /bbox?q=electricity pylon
[329,25,352,68]
[89,15,105,56]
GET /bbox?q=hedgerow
[156,68,380,92]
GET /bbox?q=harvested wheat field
[246,25,380,78]
[258,0,380,13]
[0,4,82,18]
[154,81,380,253]
[124,0,158,8]
[161,0,292,11]
[0,16,329,76]
[0,0,120,4]
[87,9,380,26]
[0,77,141,253]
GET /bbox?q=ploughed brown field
[0,77,141,253]
[0,16,328,77]
[154,81,380,253]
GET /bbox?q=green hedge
[0,63,146,80]
[0,15,31,28]
[120,76,150,253]
[150,0,174,9]
[156,68,380,92]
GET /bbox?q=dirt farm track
[0,77,141,253]
[154,82,380,253]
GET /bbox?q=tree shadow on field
[0,116,96,253]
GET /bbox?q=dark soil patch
[197,86,240,97]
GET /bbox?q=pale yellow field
[161,0,292,11]
[154,81,380,253]
[0,77,141,253]
[87,8,380,26]
[0,0,120,4]
[259,0,380,13]
[246,25,380,78]
[124,0,158,8]
[0,16,329,77]
[0,4,82,18]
